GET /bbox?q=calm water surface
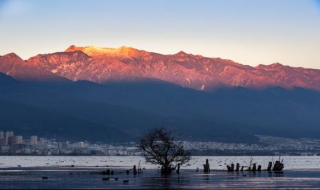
[0,156,320,189]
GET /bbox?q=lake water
[1,156,320,189]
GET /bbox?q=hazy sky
[1,0,320,69]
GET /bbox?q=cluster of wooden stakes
[201,158,284,172]
[99,163,143,184]
[226,161,284,172]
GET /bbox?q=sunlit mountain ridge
[1,45,317,91]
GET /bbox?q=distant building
[0,131,4,139]
[30,136,38,145]
[9,144,27,154]
[8,136,15,145]
[39,138,47,144]
[0,131,5,146]
[78,142,85,148]
[0,138,6,146]
[15,136,23,144]
[1,145,9,154]
[5,131,14,145]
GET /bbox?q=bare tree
[139,127,191,174]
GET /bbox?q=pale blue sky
[1,0,320,69]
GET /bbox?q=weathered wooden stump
[258,165,261,171]
[273,161,284,171]
[241,166,244,171]
[252,163,256,171]
[227,165,232,172]
[231,163,234,171]
[236,163,240,171]
[267,162,272,171]
[203,159,210,172]
[133,165,137,175]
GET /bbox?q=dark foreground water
[1,167,320,189]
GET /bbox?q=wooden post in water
[236,163,240,171]
[133,165,137,175]
[203,159,210,172]
[257,165,261,171]
[273,161,284,171]
[227,165,232,172]
[252,163,256,171]
[241,166,244,171]
[267,162,272,171]
[231,163,234,172]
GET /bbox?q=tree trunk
[161,164,172,174]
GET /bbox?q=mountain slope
[0,72,18,85]
[0,100,133,142]
[0,53,69,83]
[25,45,320,91]
[1,74,320,142]
[59,80,320,139]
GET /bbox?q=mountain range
[1,46,320,143]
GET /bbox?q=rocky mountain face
[23,45,320,91]
[0,53,68,83]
